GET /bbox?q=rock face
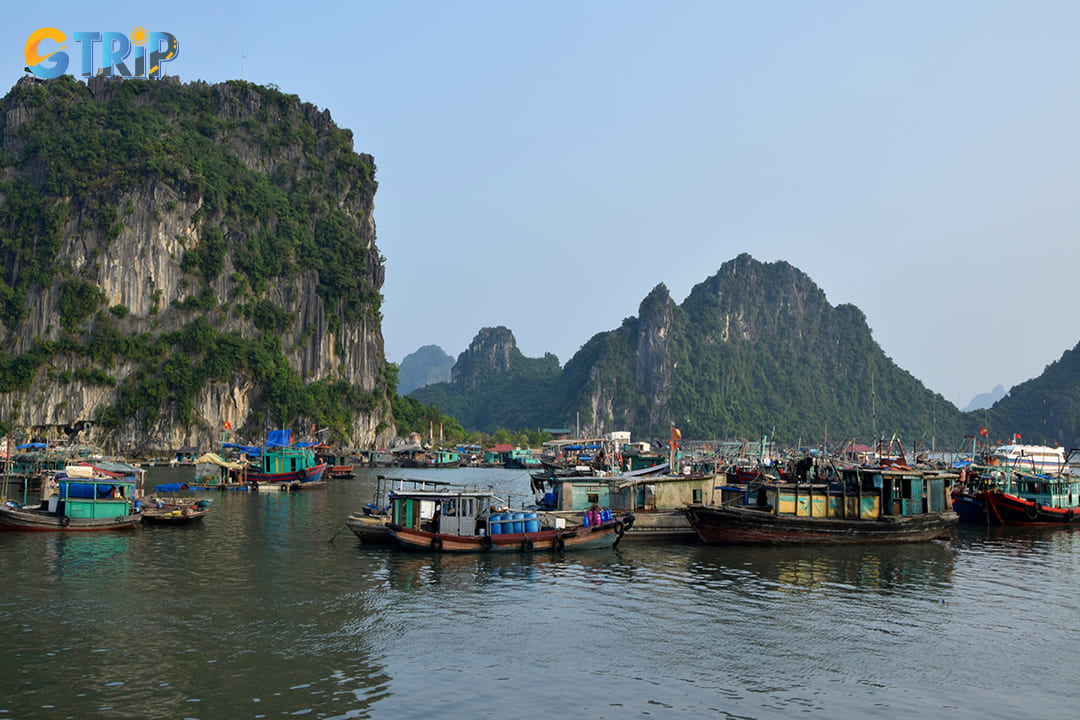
[0,75,393,454]
[412,254,973,443]
[451,327,519,390]
[410,327,561,433]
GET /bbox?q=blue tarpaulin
[222,443,262,457]
[16,443,47,450]
[266,429,292,448]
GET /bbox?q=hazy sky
[6,2,1079,408]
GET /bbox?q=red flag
[1014,433,1021,441]
[224,420,231,430]
[979,425,987,437]
[671,426,682,443]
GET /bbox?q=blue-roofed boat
[0,465,141,531]
[239,430,327,491]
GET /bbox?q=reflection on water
[0,467,1078,719]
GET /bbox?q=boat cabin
[260,446,317,475]
[390,489,502,536]
[1003,471,1080,510]
[54,471,136,520]
[717,467,957,519]
[988,444,1067,474]
[609,472,715,511]
[537,475,611,512]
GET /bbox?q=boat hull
[399,458,462,469]
[345,513,393,544]
[980,491,1080,527]
[0,505,141,532]
[685,504,958,545]
[245,463,327,489]
[611,509,696,542]
[389,519,628,553]
[140,507,209,525]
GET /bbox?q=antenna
[871,371,877,439]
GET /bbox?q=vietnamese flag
[1014,433,1021,441]
[225,420,231,430]
[979,425,988,437]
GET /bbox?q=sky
[5,2,1080,409]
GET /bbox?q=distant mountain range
[964,385,1006,412]
[409,254,1080,448]
[397,345,453,394]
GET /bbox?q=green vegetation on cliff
[410,327,561,433]
[411,257,982,446]
[0,76,388,446]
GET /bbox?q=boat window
[587,493,599,504]
[693,489,703,503]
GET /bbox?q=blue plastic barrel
[511,512,525,534]
[490,514,503,535]
[524,512,540,533]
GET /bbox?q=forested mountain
[410,327,561,432]
[413,255,980,445]
[0,75,392,452]
[397,345,453,394]
[978,342,1080,446]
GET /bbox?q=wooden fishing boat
[0,469,140,532]
[345,510,393,544]
[954,464,1080,526]
[533,463,713,542]
[140,494,211,525]
[387,487,633,553]
[685,466,959,544]
[397,448,462,469]
[346,476,463,545]
[239,431,327,490]
[141,504,210,525]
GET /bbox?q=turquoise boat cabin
[54,472,137,520]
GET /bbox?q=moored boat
[240,430,326,490]
[141,503,210,525]
[0,467,141,532]
[953,463,1080,526]
[345,510,393,544]
[396,447,462,469]
[387,487,633,553]
[985,444,1068,475]
[685,466,959,544]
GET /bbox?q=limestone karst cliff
[411,255,972,444]
[0,75,393,453]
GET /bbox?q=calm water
[2,466,1079,719]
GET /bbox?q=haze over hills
[411,254,1080,447]
[964,385,1007,412]
[397,345,453,394]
